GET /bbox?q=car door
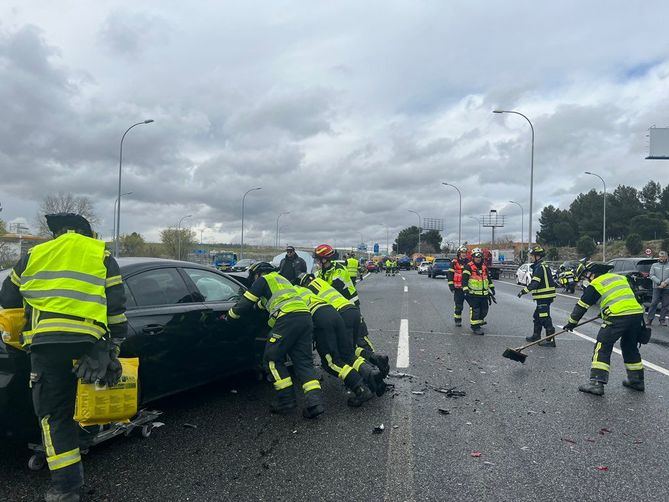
[123,267,203,401]
[181,268,264,379]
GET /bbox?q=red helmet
[314,244,336,260]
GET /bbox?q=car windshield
[637,260,657,273]
[214,252,236,262]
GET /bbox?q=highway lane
[2,271,669,501]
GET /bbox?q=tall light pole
[407,209,422,255]
[380,224,389,255]
[585,171,607,261]
[115,119,154,258]
[278,225,287,248]
[493,110,534,248]
[442,182,462,247]
[468,216,481,246]
[509,200,524,262]
[177,215,192,260]
[112,192,133,250]
[240,187,262,260]
[275,211,290,248]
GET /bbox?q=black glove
[102,356,123,387]
[490,294,497,304]
[73,339,116,384]
[487,296,492,306]
[517,290,526,298]
[564,321,578,332]
[448,285,455,293]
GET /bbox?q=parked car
[0,258,269,438]
[417,262,431,275]
[516,263,532,286]
[397,256,412,270]
[607,257,658,305]
[230,258,257,272]
[428,258,451,278]
[366,261,379,273]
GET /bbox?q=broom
[502,316,600,363]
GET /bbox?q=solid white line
[401,275,406,281]
[404,285,408,293]
[362,272,371,279]
[397,319,410,368]
[566,327,669,378]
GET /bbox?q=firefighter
[517,246,557,346]
[227,262,324,418]
[564,261,646,396]
[346,253,360,285]
[462,248,495,335]
[558,265,576,294]
[314,244,390,378]
[447,246,470,327]
[0,213,127,502]
[385,257,392,276]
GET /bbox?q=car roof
[117,257,219,276]
[609,257,657,264]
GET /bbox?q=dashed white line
[362,272,371,279]
[396,319,410,368]
[404,285,408,293]
[401,275,406,281]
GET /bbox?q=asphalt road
[3,271,669,501]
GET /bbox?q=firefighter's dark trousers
[453,288,465,322]
[466,294,489,328]
[264,313,322,407]
[339,306,376,360]
[312,306,364,391]
[533,299,555,335]
[590,314,644,384]
[31,342,91,493]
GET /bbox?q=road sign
[645,248,653,256]
[195,249,206,255]
[373,243,379,253]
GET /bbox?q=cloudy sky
[1,1,668,250]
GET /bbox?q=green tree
[553,221,577,246]
[421,230,443,254]
[625,233,643,255]
[576,235,596,257]
[393,226,420,254]
[661,185,669,218]
[640,181,662,212]
[160,228,196,260]
[608,185,644,240]
[628,213,669,240]
[569,190,603,241]
[120,232,146,256]
[537,205,561,245]
[662,238,669,253]
[546,247,559,261]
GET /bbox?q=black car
[428,258,451,278]
[0,258,269,438]
[607,257,658,304]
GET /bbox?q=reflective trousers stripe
[591,342,611,372]
[274,377,293,390]
[625,362,644,371]
[41,416,55,457]
[302,380,321,393]
[364,336,375,351]
[352,357,365,371]
[355,347,364,357]
[47,448,81,471]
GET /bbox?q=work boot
[45,488,81,502]
[302,389,325,419]
[578,380,605,396]
[270,388,297,415]
[454,319,462,327]
[370,353,390,379]
[472,326,484,335]
[622,369,645,392]
[525,331,541,343]
[538,328,556,347]
[347,384,375,407]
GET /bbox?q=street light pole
[509,200,524,262]
[177,215,192,260]
[112,192,133,250]
[115,119,154,258]
[275,211,290,248]
[493,110,534,249]
[442,182,462,247]
[240,187,262,260]
[585,171,607,261]
[468,216,481,246]
[408,210,422,255]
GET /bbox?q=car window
[183,268,243,302]
[126,268,194,307]
[123,282,137,308]
[637,260,657,274]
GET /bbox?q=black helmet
[45,213,94,237]
[247,261,275,280]
[577,261,612,280]
[529,245,545,258]
[296,272,315,287]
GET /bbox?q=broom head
[502,347,527,363]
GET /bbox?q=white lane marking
[397,319,410,368]
[563,326,669,378]
[363,272,371,279]
[401,275,406,281]
[404,285,408,293]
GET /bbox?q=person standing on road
[346,253,360,285]
[227,262,325,419]
[277,245,307,284]
[385,258,392,277]
[313,244,390,378]
[565,261,646,396]
[447,246,470,327]
[647,251,669,326]
[0,213,127,502]
[462,248,495,335]
[517,246,557,346]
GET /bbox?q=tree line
[538,181,669,255]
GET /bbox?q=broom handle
[516,316,600,351]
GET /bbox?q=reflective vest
[529,262,556,300]
[19,232,109,342]
[294,286,328,314]
[590,273,644,318]
[559,270,575,285]
[451,259,466,288]
[317,263,358,304]
[261,272,309,326]
[307,277,352,311]
[385,260,391,268]
[346,258,359,278]
[467,262,490,296]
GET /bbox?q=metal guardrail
[495,263,518,279]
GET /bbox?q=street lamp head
[492,110,504,114]
[144,119,154,124]
[584,171,592,175]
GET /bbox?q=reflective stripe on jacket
[346,258,359,278]
[590,273,644,318]
[307,277,352,311]
[261,272,309,326]
[294,285,328,314]
[465,262,491,296]
[317,263,358,304]
[526,262,557,300]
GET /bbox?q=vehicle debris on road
[373,424,385,434]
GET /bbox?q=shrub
[625,233,643,255]
[576,235,596,257]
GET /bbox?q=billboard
[646,127,669,160]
